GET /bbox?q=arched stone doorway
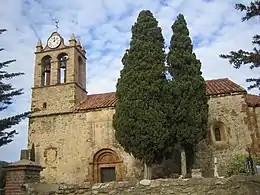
[92,148,123,183]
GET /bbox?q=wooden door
[100,167,116,183]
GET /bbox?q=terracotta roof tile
[77,92,116,110]
[77,78,247,110]
[205,78,246,95]
[245,94,260,107]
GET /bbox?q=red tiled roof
[205,78,245,95]
[77,78,248,110]
[245,94,260,107]
[77,92,116,110]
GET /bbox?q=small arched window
[57,53,68,84]
[211,121,227,143]
[214,128,221,141]
[41,55,52,86]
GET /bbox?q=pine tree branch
[0,112,30,147]
[253,34,260,45]
[220,24,260,91]
[0,72,24,80]
[0,29,7,35]
[246,78,260,91]
[220,48,260,69]
[0,88,24,108]
[0,112,29,131]
[235,1,260,21]
[0,129,17,147]
[0,28,29,147]
[0,60,16,69]
[220,1,260,91]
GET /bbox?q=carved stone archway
[92,148,123,183]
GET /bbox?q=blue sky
[0,0,259,162]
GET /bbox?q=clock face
[47,35,61,49]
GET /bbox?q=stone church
[28,32,260,184]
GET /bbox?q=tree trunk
[180,146,187,177]
[144,163,152,179]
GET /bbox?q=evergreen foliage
[220,1,260,91]
[0,29,29,147]
[167,14,208,165]
[113,10,170,168]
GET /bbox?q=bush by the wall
[224,154,260,177]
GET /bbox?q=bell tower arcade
[31,32,87,116]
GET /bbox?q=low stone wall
[24,176,260,195]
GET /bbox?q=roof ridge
[86,78,243,97]
[248,93,259,96]
[206,78,229,81]
[78,78,249,110]
[87,91,115,96]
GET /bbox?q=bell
[60,61,66,69]
[44,65,50,73]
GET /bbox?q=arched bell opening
[78,56,83,85]
[41,55,52,86]
[57,53,68,84]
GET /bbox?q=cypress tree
[167,14,209,177]
[0,29,29,147]
[113,10,169,179]
[220,1,260,91]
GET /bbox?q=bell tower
[31,32,87,116]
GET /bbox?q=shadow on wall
[151,139,216,179]
[0,161,9,192]
[152,149,181,179]
[194,140,214,177]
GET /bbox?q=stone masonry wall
[247,106,260,152]
[28,108,143,184]
[194,94,252,176]
[23,176,260,195]
[28,93,259,183]
[31,84,80,115]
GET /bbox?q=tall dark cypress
[167,14,209,176]
[113,10,169,179]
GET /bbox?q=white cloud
[103,0,129,15]
[0,0,258,161]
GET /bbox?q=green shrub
[224,154,260,177]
